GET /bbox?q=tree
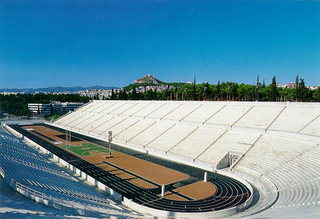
[110,89,116,100]
[216,81,221,100]
[93,94,99,100]
[118,90,128,100]
[130,87,138,100]
[144,89,156,100]
[230,82,238,100]
[269,76,279,101]
[193,76,196,100]
[299,78,311,102]
[313,87,320,102]
[255,74,260,101]
[203,83,212,100]
[294,75,311,102]
[0,93,90,117]
[295,74,301,101]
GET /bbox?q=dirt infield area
[22,125,217,201]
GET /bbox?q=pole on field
[204,172,208,182]
[161,184,165,197]
[108,131,112,158]
[65,130,68,150]
[65,130,71,150]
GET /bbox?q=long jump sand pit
[21,124,217,201]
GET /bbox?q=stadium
[1,100,320,218]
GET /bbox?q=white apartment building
[28,102,84,116]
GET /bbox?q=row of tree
[111,76,320,102]
[0,76,319,117]
[0,93,90,116]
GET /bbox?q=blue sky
[0,0,319,88]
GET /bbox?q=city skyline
[1,0,319,88]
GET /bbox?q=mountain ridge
[0,86,119,93]
[134,74,164,85]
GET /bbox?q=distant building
[28,102,84,116]
[51,102,63,115]
[281,82,318,90]
[77,89,113,99]
[28,103,52,116]
[308,86,319,90]
[60,102,84,114]
[282,82,296,89]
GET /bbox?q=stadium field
[61,143,111,157]
[11,123,251,212]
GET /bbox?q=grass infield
[62,142,111,157]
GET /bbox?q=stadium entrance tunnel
[5,123,254,218]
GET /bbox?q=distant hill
[0,86,119,94]
[134,74,164,85]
